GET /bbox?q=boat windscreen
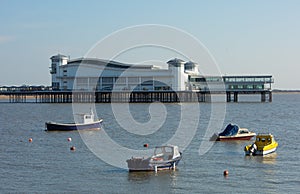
[219,124,239,136]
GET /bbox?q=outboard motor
[249,143,257,155]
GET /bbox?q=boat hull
[45,120,102,131]
[245,147,277,156]
[217,135,255,141]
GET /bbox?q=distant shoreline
[0,95,8,99]
[0,95,36,100]
[272,90,300,94]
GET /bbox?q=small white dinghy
[126,145,182,172]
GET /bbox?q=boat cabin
[255,134,274,148]
[75,110,95,124]
[153,145,181,160]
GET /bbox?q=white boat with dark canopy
[126,145,182,172]
[211,123,256,141]
[45,110,103,131]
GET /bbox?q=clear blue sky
[0,0,299,89]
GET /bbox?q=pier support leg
[233,92,238,102]
[269,92,272,102]
[261,92,266,102]
[226,92,231,102]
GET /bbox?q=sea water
[0,93,299,193]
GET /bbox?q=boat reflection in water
[127,170,179,185]
[245,152,277,165]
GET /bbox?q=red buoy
[144,143,149,148]
[223,170,229,176]
[28,138,33,142]
[70,146,76,151]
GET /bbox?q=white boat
[211,123,256,141]
[45,110,103,131]
[126,145,182,172]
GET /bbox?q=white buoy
[67,137,72,142]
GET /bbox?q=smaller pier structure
[223,75,273,102]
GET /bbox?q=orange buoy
[223,170,229,176]
[144,143,149,148]
[28,138,33,142]
[67,137,72,142]
[70,146,76,151]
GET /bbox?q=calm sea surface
[0,93,299,193]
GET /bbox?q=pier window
[237,85,243,89]
[89,78,98,87]
[246,85,253,89]
[102,77,113,84]
[52,82,59,90]
[195,78,206,82]
[115,77,126,84]
[141,80,154,86]
[254,78,264,82]
[50,63,57,74]
[141,77,153,82]
[76,78,88,89]
[245,78,255,82]
[225,78,236,82]
[128,77,139,84]
[253,85,264,89]
[206,77,222,82]
[266,77,272,82]
[236,78,245,82]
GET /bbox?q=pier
[0,75,273,103]
[0,90,272,103]
[1,91,209,103]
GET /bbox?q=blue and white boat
[211,123,256,141]
[45,110,103,131]
[126,145,182,172]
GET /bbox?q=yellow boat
[244,133,278,156]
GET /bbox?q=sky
[0,0,299,89]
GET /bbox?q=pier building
[50,54,200,92]
[49,54,273,93]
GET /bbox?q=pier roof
[67,58,156,70]
[50,54,68,59]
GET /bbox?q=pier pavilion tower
[167,58,186,91]
[50,54,69,90]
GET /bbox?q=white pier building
[50,54,273,97]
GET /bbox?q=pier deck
[0,90,272,103]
